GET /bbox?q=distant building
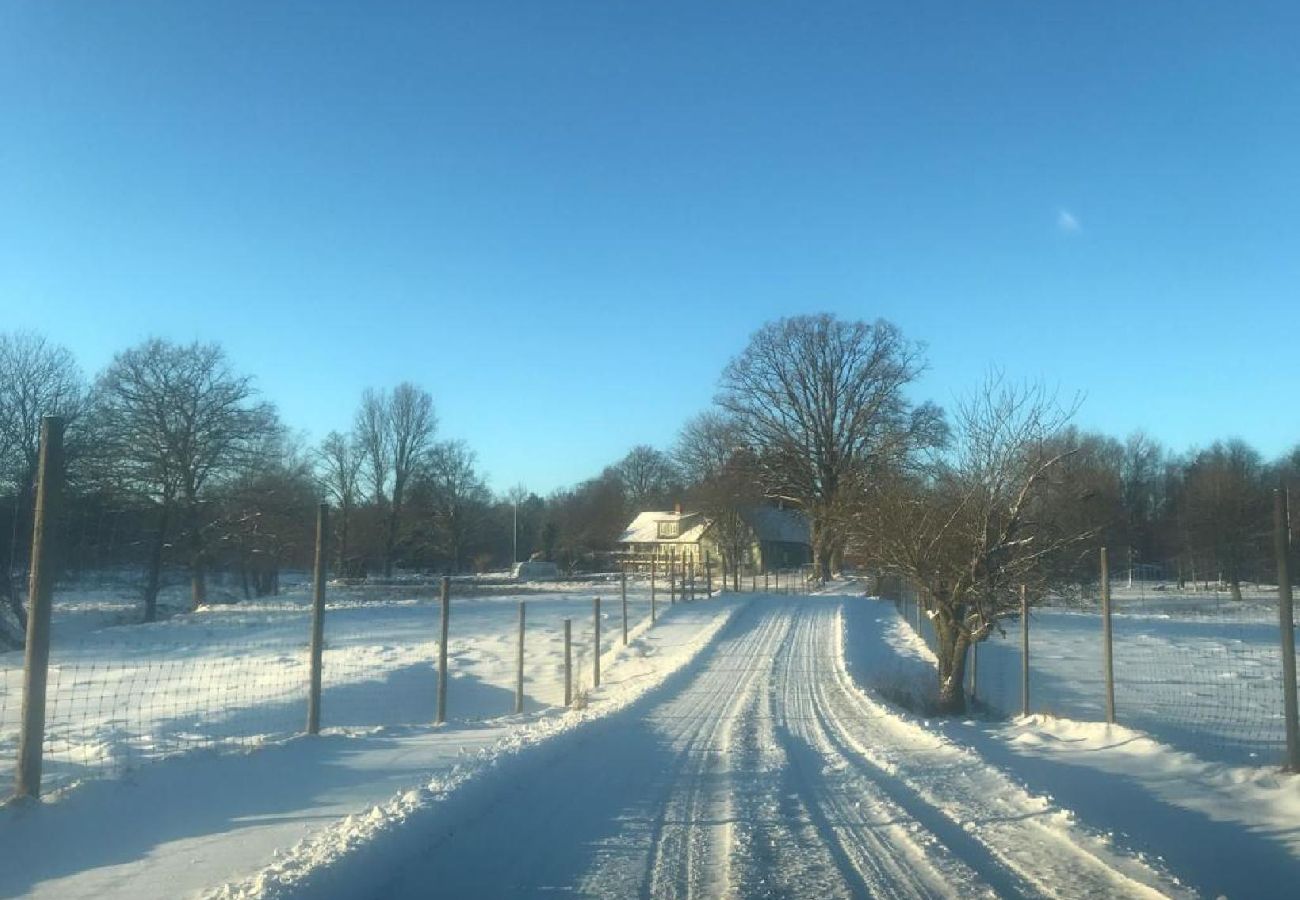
[512,560,560,581]
[617,505,811,572]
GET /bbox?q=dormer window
[657,520,680,539]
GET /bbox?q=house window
[657,521,679,539]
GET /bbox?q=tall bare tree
[0,332,87,636]
[611,445,680,512]
[354,388,391,507]
[352,383,437,576]
[93,339,277,618]
[676,412,761,588]
[717,314,941,579]
[421,439,489,572]
[860,374,1088,713]
[316,430,364,572]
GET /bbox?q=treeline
[2,321,1296,664]
[0,332,722,643]
[668,314,1299,713]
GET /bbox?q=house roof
[617,511,706,545]
[618,506,810,547]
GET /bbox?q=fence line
[2,435,821,802]
[889,545,1300,768]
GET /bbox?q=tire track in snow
[637,601,792,898]
[316,596,1187,899]
[769,604,1002,899]
[820,603,1187,899]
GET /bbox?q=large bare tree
[859,374,1088,713]
[675,412,761,588]
[0,332,87,637]
[352,383,437,576]
[421,439,490,573]
[93,339,277,618]
[611,445,680,512]
[717,314,940,579]
[316,430,364,572]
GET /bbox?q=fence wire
[4,567,780,798]
[894,576,1298,767]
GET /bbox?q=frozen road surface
[342,597,1183,899]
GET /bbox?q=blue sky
[2,2,1297,494]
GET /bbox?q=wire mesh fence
[893,572,1299,767]
[4,561,803,799]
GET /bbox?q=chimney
[674,500,682,515]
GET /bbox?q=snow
[897,585,1297,765]
[844,597,1300,898]
[0,576,671,795]
[0,588,736,900]
[216,597,1189,899]
[5,583,1299,898]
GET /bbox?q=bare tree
[316,430,364,572]
[611,445,679,512]
[220,429,316,597]
[717,314,941,579]
[0,332,86,636]
[352,383,437,577]
[860,374,1087,713]
[675,411,742,486]
[421,440,489,573]
[676,412,761,588]
[92,339,277,618]
[354,388,391,507]
[1177,440,1269,601]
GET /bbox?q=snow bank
[204,597,743,900]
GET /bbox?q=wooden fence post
[307,502,328,735]
[14,416,64,800]
[1101,547,1116,725]
[1274,488,1300,771]
[650,551,660,621]
[670,556,677,605]
[516,600,526,714]
[621,568,628,645]
[1021,583,1030,718]
[650,554,657,623]
[593,596,601,689]
[437,575,450,725]
[563,618,572,707]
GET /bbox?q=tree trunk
[384,504,399,578]
[337,505,350,572]
[189,504,206,608]
[143,504,169,623]
[933,606,971,715]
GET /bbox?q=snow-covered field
[895,585,1296,765]
[0,574,665,796]
[5,584,1299,899]
[845,598,1300,900]
[214,595,1194,900]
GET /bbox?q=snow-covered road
[338,597,1183,899]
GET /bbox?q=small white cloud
[1057,209,1081,233]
